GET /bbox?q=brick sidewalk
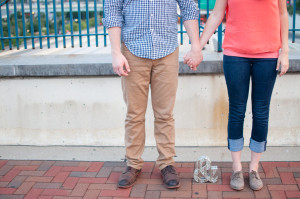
[0,160,299,199]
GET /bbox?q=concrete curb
[0,146,299,162]
[1,53,300,77]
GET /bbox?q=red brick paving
[0,160,299,198]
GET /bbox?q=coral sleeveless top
[222,0,281,56]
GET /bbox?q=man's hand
[276,51,289,77]
[112,52,131,76]
[183,47,203,71]
[107,27,130,76]
[182,18,202,71]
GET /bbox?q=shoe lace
[124,167,137,174]
[250,170,260,180]
[232,171,242,181]
[162,165,176,175]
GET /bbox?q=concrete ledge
[1,53,300,77]
[0,61,224,77]
[289,59,300,72]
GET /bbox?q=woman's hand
[183,47,203,71]
[277,0,289,77]
[276,51,289,77]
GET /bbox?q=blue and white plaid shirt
[103,0,199,60]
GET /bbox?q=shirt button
[151,14,154,17]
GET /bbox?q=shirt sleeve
[102,0,124,29]
[176,0,200,22]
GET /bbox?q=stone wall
[0,76,299,146]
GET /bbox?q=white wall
[0,74,299,146]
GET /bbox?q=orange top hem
[223,49,279,59]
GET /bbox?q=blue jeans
[223,55,277,153]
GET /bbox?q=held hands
[112,52,131,76]
[183,46,203,71]
[276,51,289,77]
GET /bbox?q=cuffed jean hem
[249,138,267,153]
[228,137,244,152]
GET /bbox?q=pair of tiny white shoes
[230,170,263,191]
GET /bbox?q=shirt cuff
[102,16,123,29]
[181,8,200,22]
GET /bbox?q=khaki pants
[121,44,179,170]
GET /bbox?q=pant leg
[223,55,251,152]
[150,48,179,170]
[121,44,152,170]
[250,58,277,153]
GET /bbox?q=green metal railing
[177,0,223,51]
[0,0,107,50]
[0,0,299,52]
[0,0,9,7]
[292,0,299,43]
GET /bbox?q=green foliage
[89,18,95,27]
[41,27,47,35]
[81,20,87,30]
[73,23,79,32]
[287,0,300,15]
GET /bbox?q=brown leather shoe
[118,166,141,188]
[161,165,180,189]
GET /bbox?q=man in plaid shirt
[103,0,203,189]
